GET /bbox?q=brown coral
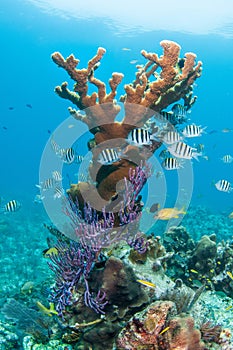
[52,40,202,202]
[163,315,205,350]
[102,256,148,309]
[116,300,177,349]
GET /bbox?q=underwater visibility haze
[1,0,233,349]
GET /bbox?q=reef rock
[115,300,176,349]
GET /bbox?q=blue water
[1,0,233,214]
[1,1,233,347]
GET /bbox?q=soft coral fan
[48,240,107,317]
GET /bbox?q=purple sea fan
[118,163,151,226]
[128,162,151,200]
[48,240,106,317]
[64,163,151,248]
[127,233,149,254]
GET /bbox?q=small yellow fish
[225,305,233,311]
[42,247,58,258]
[136,279,156,288]
[154,207,186,220]
[226,271,233,280]
[190,269,199,274]
[159,326,170,335]
[36,301,58,316]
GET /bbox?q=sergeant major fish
[36,178,56,191]
[182,124,207,138]
[60,148,76,164]
[215,179,232,193]
[221,155,233,164]
[1,200,21,213]
[161,130,182,144]
[53,186,65,199]
[168,141,201,160]
[52,171,63,182]
[97,148,122,165]
[127,128,153,146]
[162,157,183,170]
[172,103,190,123]
[160,111,178,125]
[172,103,188,118]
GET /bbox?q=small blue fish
[33,194,45,204]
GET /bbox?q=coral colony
[20,41,231,348]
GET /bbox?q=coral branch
[52,40,202,202]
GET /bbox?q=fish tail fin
[180,206,186,214]
[192,152,202,161]
[203,126,208,134]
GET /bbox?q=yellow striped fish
[136,279,156,288]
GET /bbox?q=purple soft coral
[48,240,106,317]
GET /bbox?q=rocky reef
[6,41,233,350]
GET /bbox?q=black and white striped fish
[162,157,182,170]
[1,200,21,213]
[51,136,83,164]
[221,154,233,164]
[161,131,182,144]
[215,179,232,193]
[172,104,188,118]
[60,148,76,164]
[160,111,178,125]
[127,128,152,146]
[53,186,65,199]
[182,124,207,138]
[98,148,121,165]
[50,137,61,155]
[76,155,84,163]
[168,141,200,160]
[60,148,84,165]
[52,171,63,182]
[36,178,56,191]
